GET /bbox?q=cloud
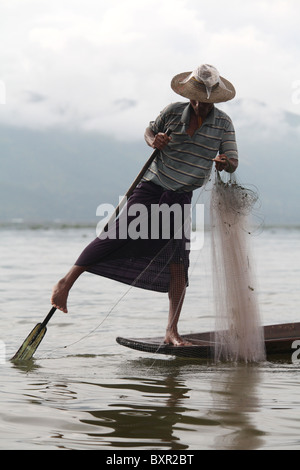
[24,91,47,103]
[0,0,300,140]
[113,99,137,111]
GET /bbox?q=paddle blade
[11,323,47,362]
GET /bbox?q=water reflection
[11,356,266,450]
[76,360,266,450]
[209,364,266,449]
[80,372,192,449]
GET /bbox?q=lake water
[1,224,300,451]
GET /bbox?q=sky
[1,0,300,140]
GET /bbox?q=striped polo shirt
[143,102,238,192]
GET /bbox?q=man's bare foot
[51,279,70,313]
[164,329,192,346]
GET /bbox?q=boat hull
[116,322,300,360]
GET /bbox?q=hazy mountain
[0,126,146,224]
[0,99,299,226]
[226,99,300,225]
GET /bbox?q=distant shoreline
[1,220,300,231]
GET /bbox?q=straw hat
[171,64,236,103]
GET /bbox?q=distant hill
[226,99,300,225]
[0,126,146,224]
[0,99,299,226]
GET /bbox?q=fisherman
[51,64,238,346]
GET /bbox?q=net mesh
[210,171,266,362]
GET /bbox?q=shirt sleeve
[219,118,238,160]
[149,104,174,134]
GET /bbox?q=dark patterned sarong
[75,181,192,292]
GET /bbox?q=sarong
[75,181,192,292]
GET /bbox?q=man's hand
[152,132,172,150]
[213,154,238,173]
[145,127,172,150]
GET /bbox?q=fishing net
[210,171,266,362]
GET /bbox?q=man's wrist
[225,158,237,173]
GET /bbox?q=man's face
[190,100,214,118]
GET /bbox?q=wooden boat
[116,322,300,360]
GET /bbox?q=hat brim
[171,71,236,103]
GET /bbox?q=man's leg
[51,265,86,313]
[51,220,129,314]
[164,263,190,346]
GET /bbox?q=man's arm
[216,113,238,173]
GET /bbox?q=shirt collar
[181,102,216,126]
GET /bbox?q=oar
[11,129,171,361]
[11,306,56,361]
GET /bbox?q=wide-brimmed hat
[171,64,236,103]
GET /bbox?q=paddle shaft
[102,128,172,234]
[41,306,56,328]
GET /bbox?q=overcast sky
[1,0,300,140]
